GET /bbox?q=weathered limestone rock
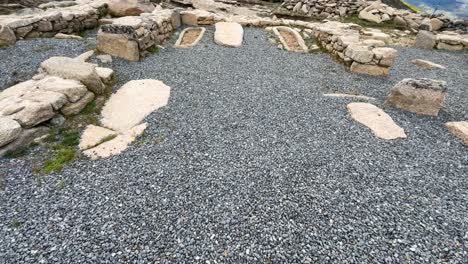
[414,30,436,49]
[79,125,117,150]
[37,76,88,103]
[430,18,444,31]
[75,50,95,62]
[101,79,170,132]
[97,31,140,61]
[40,57,105,95]
[54,33,83,39]
[372,47,397,67]
[359,10,381,24]
[0,80,37,100]
[0,126,49,157]
[411,59,446,69]
[436,42,464,51]
[61,92,95,116]
[0,25,16,47]
[350,62,389,76]
[345,44,374,63]
[10,101,55,128]
[0,117,21,147]
[21,90,68,110]
[214,22,243,48]
[96,54,112,63]
[347,102,406,140]
[445,121,468,145]
[385,78,447,116]
[96,67,115,85]
[108,0,155,17]
[83,123,147,159]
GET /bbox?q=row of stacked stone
[97,8,181,61]
[282,0,367,19]
[0,2,108,46]
[313,21,396,76]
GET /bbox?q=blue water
[405,0,468,18]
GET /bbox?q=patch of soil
[180,29,202,46]
[279,29,301,51]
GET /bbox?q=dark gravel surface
[1,27,467,263]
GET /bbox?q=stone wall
[97,8,181,61]
[0,2,108,46]
[281,0,367,19]
[312,21,397,76]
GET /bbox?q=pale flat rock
[37,76,88,103]
[101,80,171,132]
[445,121,468,145]
[10,101,55,128]
[347,102,406,140]
[214,22,243,48]
[96,67,115,85]
[0,80,37,100]
[21,90,68,110]
[75,50,95,62]
[40,56,105,95]
[79,124,117,150]
[96,54,112,63]
[411,59,446,69]
[323,93,375,100]
[83,123,147,159]
[0,117,22,147]
[54,33,83,39]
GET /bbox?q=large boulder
[347,102,406,140]
[108,0,155,17]
[414,30,436,49]
[385,78,447,116]
[0,126,50,157]
[345,44,374,63]
[9,100,55,128]
[40,56,105,94]
[0,117,21,147]
[0,25,16,47]
[214,22,243,48]
[97,31,140,61]
[350,62,389,76]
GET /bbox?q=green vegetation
[79,101,98,115]
[342,15,400,29]
[147,45,159,54]
[10,218,23,229]
[43,148,76,173]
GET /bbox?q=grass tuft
[43,148,76,173]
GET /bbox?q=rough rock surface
[411,59,446,69]
[79,124,118,150]
[101,79,171,132]
[40,56,105,95]
[347,102,406,140]
[97,32,140,61]
[0,117,21,147]
[108,0,155,17]
[386,78,447,116]
[214,22,243,48]
[445,121,468,145]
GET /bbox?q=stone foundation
[0,2,108,46]
[97,9,181,60]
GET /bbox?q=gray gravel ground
[0,27,467,263]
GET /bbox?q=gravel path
[1,27,467,263]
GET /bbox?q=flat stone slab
[83,123,147,160]
[445,121,468,145]
[100,79,171,132]
[214,22,243,48]
[411,59,446,70]
[347,102,407,140]
[323,93,375,100]
[79,124,118,150]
